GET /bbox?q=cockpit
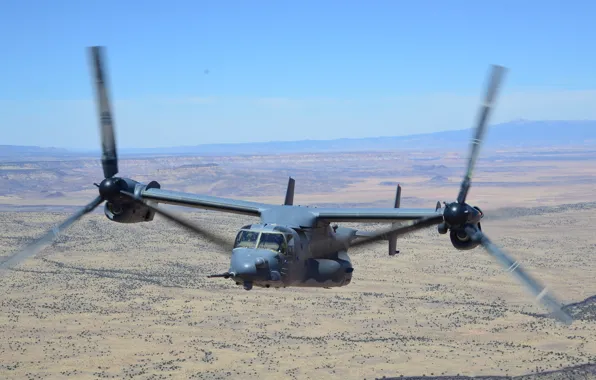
[234,229,288,254]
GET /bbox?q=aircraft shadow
[375,362,596,379]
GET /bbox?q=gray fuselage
[227,223,354,290]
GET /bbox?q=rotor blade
[0,196,103,273]
[349,215,444,249]
[457,64,507,204]
[317,215,444,254]
[466,227,573,325]
[89,46,118,179]
[120,191,233,253]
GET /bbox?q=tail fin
[388,184,401,256]
[284,177,295,205]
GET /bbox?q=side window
[286,234,294,256]
[279,235,288,254]
[297,231,308,250]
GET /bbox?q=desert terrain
[1,147,595,379]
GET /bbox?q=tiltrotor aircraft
[1,46,572,325]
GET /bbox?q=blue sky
[1,0,596,149]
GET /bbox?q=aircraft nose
[229,248,280,283]
[237,261,258,277]
[230,249,262,280]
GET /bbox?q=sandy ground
[1,149,595,379]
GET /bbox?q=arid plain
[1,147,596,379]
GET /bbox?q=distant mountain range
[0,145,70,155]
[3,120,596,158]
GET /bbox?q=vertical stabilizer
[284,177,295,206]
[388,184,401,256]
[394,183,401,208]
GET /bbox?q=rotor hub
[443,202,471,227]
[98,177,127,201]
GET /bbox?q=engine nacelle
[103,179,160,223]
[449,222,482,250]
[104,201,156,223]
[301,252,353,288]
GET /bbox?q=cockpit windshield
[258,233,287,253]
[233,230,288,254]
[234,230,259,249]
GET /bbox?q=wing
[141,187,269,217]
[313,207,442,223]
